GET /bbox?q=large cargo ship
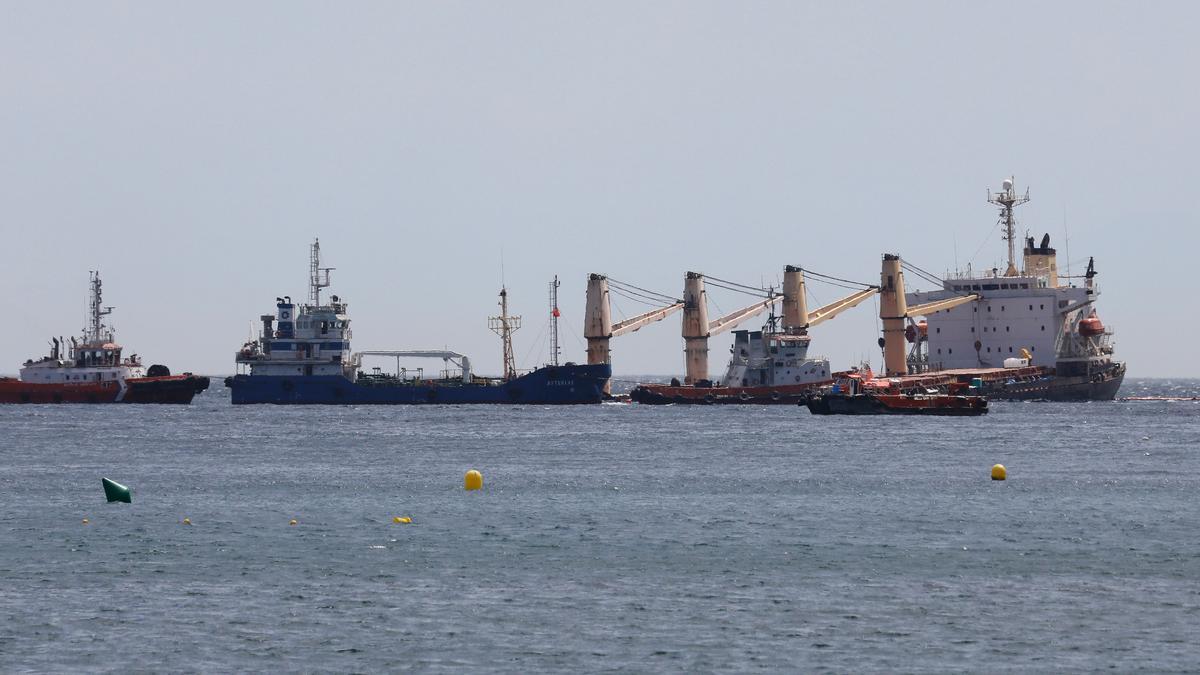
[626,267,878,404]
[0,272,209,404]
[225,241,610,404]
[871,177,1125,400]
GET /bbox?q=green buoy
[102,477,131,503]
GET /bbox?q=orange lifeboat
[904,321,930,343]
[1079,315,1105,337]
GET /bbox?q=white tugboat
[0,272,209,403]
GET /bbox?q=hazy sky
[3,2,1196,378]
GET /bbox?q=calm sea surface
[2,379,1198,672]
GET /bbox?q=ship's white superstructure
[904,178,1117,378]
[235,239,355,378]
[19,271,147,385]
[721,324,831,387]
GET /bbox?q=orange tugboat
[0,272,209,404]
[804,368,988,416]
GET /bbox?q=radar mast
[988,177,1030,277]
[309,239,334,307]
[549,276,561,367]
[489,287,522,380]
[85,271,114,344]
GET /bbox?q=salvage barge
[806,392,988,415]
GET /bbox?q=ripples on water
[1,379,1198,671]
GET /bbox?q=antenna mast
[987,176,1030,277]
[489,287,522,380]
[85,271,113,343]
[309,239,334,306]
[549,276,561,367]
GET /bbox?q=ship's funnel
[682,272,710,385]
[1022,233,1059,288]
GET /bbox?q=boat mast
[988,177,1030,277]
[309,238,333,307]
[489,287,522,380]
[85,271,113,343]
[549,276,561,367]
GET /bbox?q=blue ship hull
[227,363,611,405]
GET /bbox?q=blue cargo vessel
[226,240,610,405]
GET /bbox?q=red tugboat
[803,367,988,416]
[0,272,209,404]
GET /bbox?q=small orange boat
[803,368,988,415]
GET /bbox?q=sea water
[1,379,1197,671]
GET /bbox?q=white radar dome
[1002,178,1014,191]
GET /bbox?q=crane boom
[611,301,684,337]
[805,287,879,328]
[906,294,979,317]
[707,296,780,337]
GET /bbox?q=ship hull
[980,363,1125,401]
[866,362,1125,402]
[630,381,831,405]
[0,375,210,404]
[226,364,611,405]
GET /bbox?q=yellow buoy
[289,518,298,526]
[182,517,192,526]
[464,469,483,491]
[393,516,412,524]
[991,464,1007,481]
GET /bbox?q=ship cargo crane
[784,265,880,331]
[682,272,777,385]
[682,268,879,385]
[585,274,683,393]
[879,254,980,376]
